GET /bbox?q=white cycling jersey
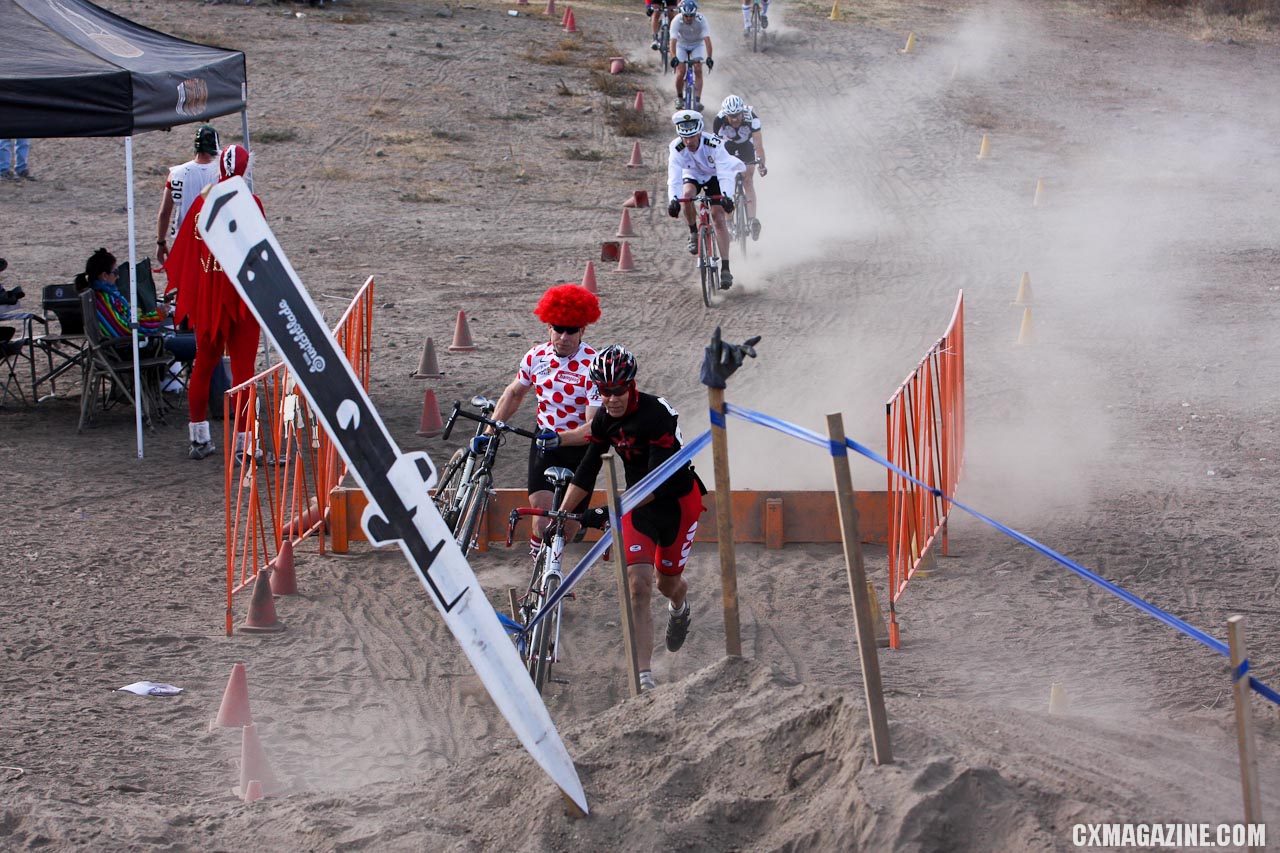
[713,108,762,145]
[671,13,710,51]
[666,132,745,202]
[163,159,219,242]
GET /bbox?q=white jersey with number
[164,159,219,242]
[517,342,602,432]
[666,133,745,202]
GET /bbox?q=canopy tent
[0,0,249,457]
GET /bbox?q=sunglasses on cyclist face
[597,384,631,398]
[551,325,582,335]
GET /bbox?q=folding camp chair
[77,290,170,431]
[34,283,87,400]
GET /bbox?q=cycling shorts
[682,175,723,202]
[646,0,679,6]
[621,482,705,575]
[725,141,757,166]
[526,442,590,505]
[674,43,708,63]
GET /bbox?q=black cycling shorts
[682,176,723,200]
[725,141,756,166]
[527,441,590,504]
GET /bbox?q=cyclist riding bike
[712,94,769,241]
[669,0,714,111]
[741,0,770,36]
[557,346,707,694]
[646,0,679,51]
[490,284,602,560]
[667,109,745,287]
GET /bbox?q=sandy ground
[3,0,1280,849]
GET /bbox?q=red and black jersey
[572,391,704,544]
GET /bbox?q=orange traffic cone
[417,388,445,437]
[582,260,598,294]
[269,539,297,596]
[414,337,443,378]
[544,0,555,15]
[234,723,282,798]
[1015,306,1034,345]
[600,241,621,262]
[634,91,644,112]
[243,779,264,804]
[560,5,569,25]
[1011,271,1034,306]
[617,208,636,237]
[608,56,624,74]
[616,241,636,272]
[564,8,577,32]
[626,141,644,168]
[210,662,253,730]
[448,310,477,351]
[240,568,285,634]
[631,190,649,208]
[1032,178,1046,207]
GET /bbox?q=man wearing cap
[490,284,603,558]
[155,125,220,267]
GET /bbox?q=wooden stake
[603,453,641,697]
[827,412,893,765]
[708,386,742,657]
[1228,615,1264,841]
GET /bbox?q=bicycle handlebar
[446,403,538,441]
[677,193,725,203]
[506,506,592,546]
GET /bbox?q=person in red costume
[164,144,264,460]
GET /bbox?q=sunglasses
[551,324,582,334]
[597,384,630,398]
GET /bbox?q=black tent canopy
[0,0,249,457]
[0,0,246,137]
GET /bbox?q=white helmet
[672,109,703,137]
[721,95,745,116]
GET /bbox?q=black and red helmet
[590,345,638,386]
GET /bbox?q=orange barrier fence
[884,290,965,648]
[222,277,376,635]
[327,485,890,553]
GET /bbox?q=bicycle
[655,5,675,74]
[746,0,763,53]
[729,171,751,257]
[433,396,537,557]
[505,466,593,693]
[678,191,725,306]
[675,48,702,111]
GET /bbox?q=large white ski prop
[198,177,588,815]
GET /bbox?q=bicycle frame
[433,395,495,528]
[675,47,700,110]
[506,467,586,693]
[679,192,723,306]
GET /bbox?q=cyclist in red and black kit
[557,345,707,693]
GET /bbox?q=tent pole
[242,106,269,370]
[125,136,144,459]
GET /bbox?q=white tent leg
[126,136,144,459]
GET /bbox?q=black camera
[0,285,24,306]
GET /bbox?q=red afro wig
[533,284,601,328]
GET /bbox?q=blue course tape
[519,430,713,635]
[721,402,1278,705]
[710,407,726,428]
[1234,660,1250,682]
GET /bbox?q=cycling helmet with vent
[679,0,698,15]
[590,345,638,386]
[672,109,703,138]
[721,95,745,116]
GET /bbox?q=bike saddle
[544,466,574,487]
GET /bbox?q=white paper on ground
[117,682,183,696]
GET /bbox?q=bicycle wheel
[453,471,491,555]
[528,573,560,693]
[734,183,749,256]
[751,4,760,52]
[699,222,720,307]
[659,19,670,73]
[431,448,467,528]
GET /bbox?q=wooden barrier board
[328,486,888,554]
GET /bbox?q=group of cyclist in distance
[651,0,769,290]
[489,285,705,693]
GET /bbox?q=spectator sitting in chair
[74,248,165,352]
